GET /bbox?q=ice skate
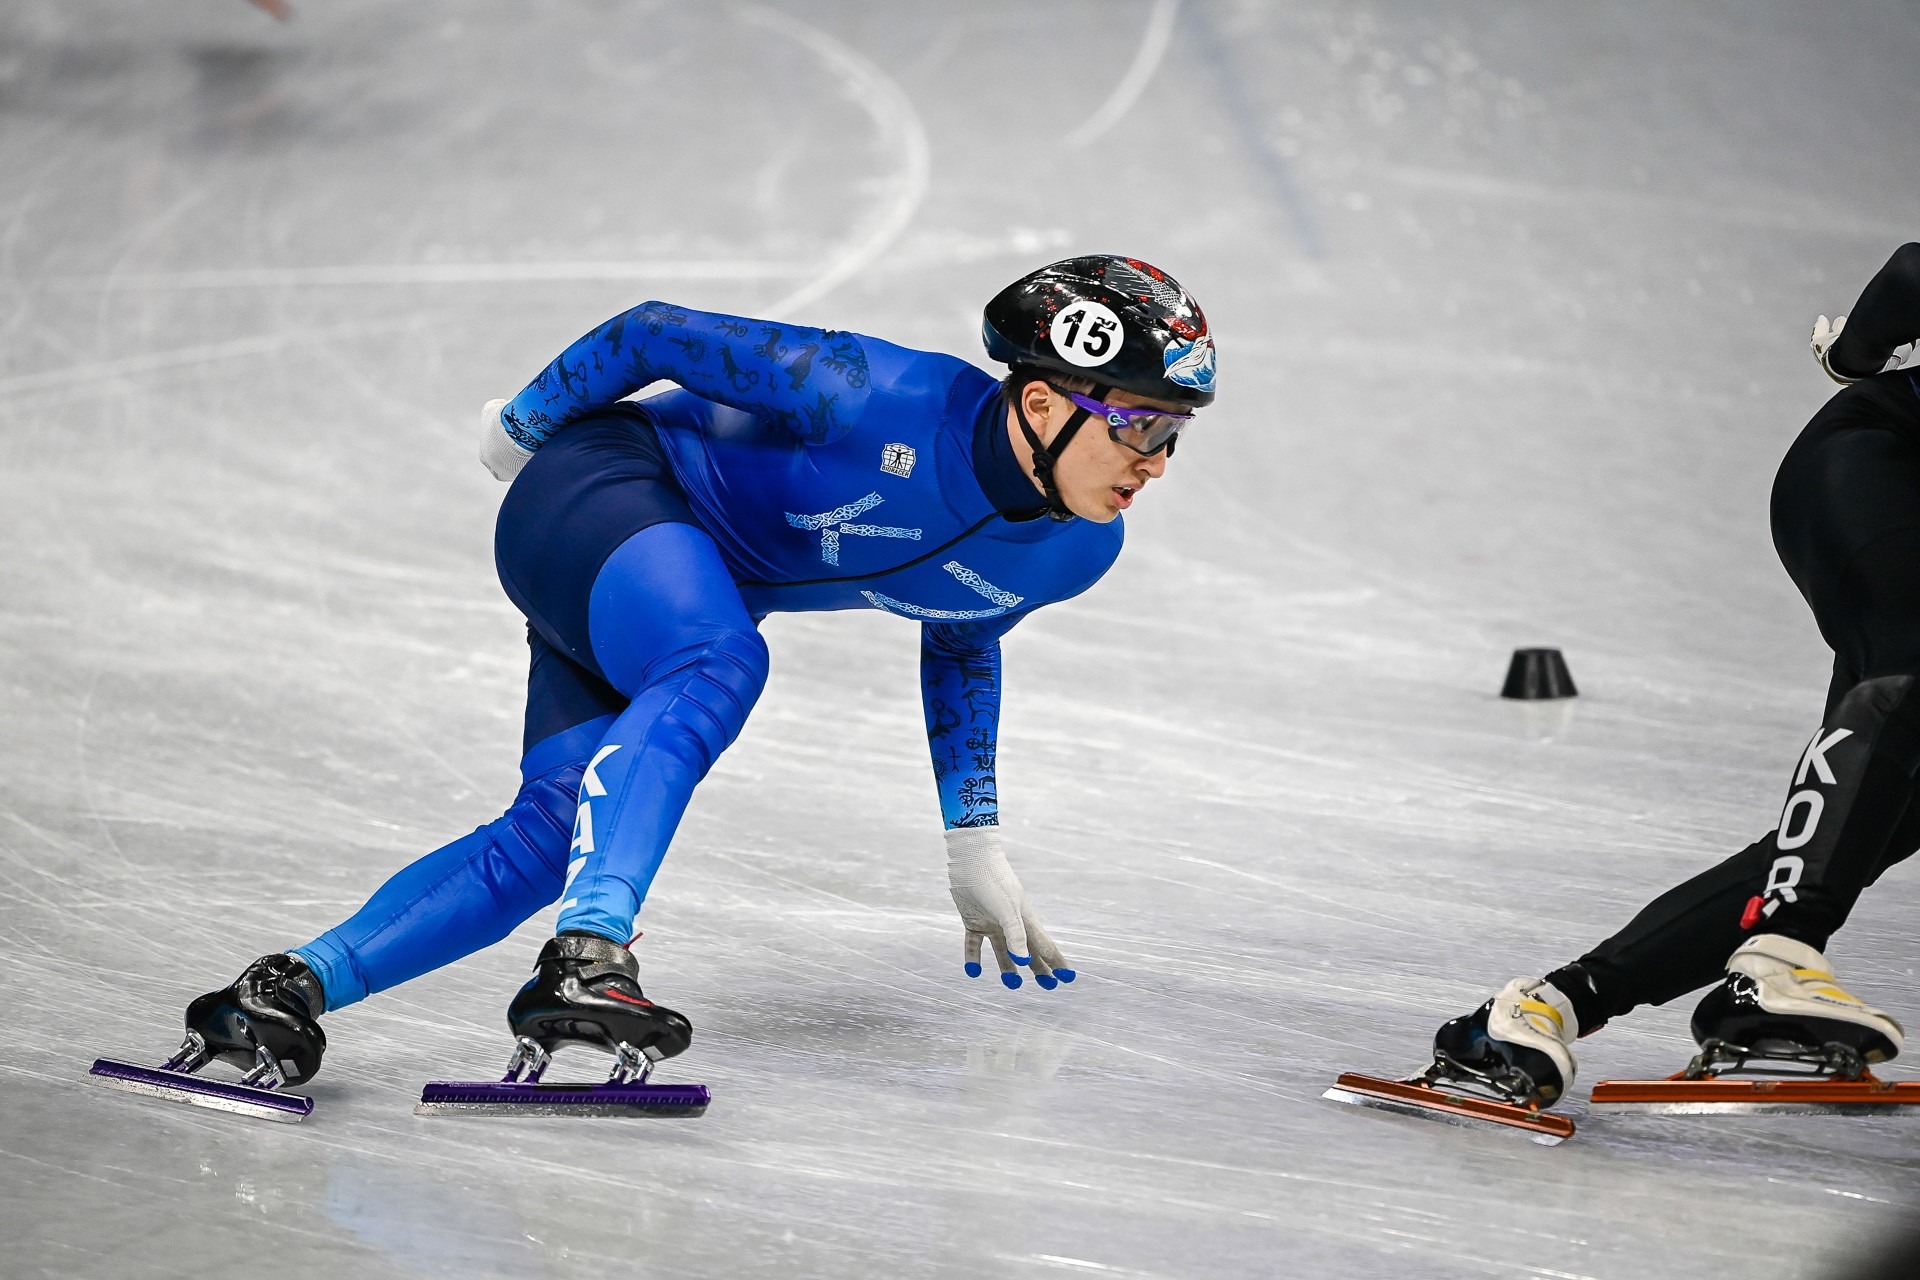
[416,933,707,1117]
[1592,936,1920,1115]
[1325,979,1580,1145]
[1689,934,1902,1071]
[90,953,327,1123]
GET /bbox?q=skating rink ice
[4,3,1919,1277]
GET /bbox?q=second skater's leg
[1427,668,1920,1101]
[1541,676,1920,1055]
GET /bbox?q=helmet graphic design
[1162,335,1216,394]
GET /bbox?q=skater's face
[1012,379,1183,523]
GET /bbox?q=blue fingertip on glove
[1034,973,1058,990]
[965,961,982,978]
[1001,972,1022,989]
[1053,968,1077,983]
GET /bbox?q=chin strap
[1011,377,1105,522]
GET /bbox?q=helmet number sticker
[1050,300,1124,368]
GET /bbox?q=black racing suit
[1549,243,1920,1034]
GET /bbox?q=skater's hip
[495,406,706,672]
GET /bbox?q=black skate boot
[1688,934,1902,1078]
[1431,978,1578,1107]
[87,954,327,1122]
[413,933,707,1116]
[505,933,692,1080]
[182,953,328,1087]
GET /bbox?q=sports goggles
[1050,384,1194,456]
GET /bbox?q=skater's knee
[1829,674,1920,767]
[489,764,587,881]
[1831,673,1917,723]
[655,628,768,768]
[705,626,769,704]
[597,617,767,698]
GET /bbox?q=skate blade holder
[89,1033,313,1124]
[1323,1072,1574,1145]
[415,1037,709,1118]
[1591,1040,1920,1115]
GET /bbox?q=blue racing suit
[295,302,1121,1009]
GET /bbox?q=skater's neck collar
[973,389,1052,521]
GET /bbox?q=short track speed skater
[416,933,709,1118]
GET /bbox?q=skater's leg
[292,633,628,1010]
[555,522,769,943]
[1545,837,1778,1031]
[1548,679,1920,1030]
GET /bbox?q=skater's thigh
[1772,414,1920,677]
[522,626,628,756]
[586,522,761,698]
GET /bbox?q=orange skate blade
[1590,1071,1920,1115]
[1323,1072,1573,1145]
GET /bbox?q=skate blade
[1590,1072,1920,1115]
[414,1080,710,1117]
[89,1058,312,1123]
[1323,1072,1573,1145]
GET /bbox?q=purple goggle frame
[1051,384,1194,456]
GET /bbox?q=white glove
[1811,314,1856,384]
[1812,314,1919,385]
[944,825,1074,990]
[478,398,534,481]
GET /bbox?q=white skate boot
[1324,976,1584,1144]
[1432,977,1581,1107]
[1690,934,1902,1075]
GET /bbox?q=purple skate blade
[414,1079,710,1117]
[89,1058,312,1123]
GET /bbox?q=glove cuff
[1817,347,1861,385]
[943,824,1003,867]
[479,398,536,481]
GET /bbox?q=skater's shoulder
[854,337,997,404]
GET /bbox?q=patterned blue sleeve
[501,301,874,449]
[921,612,1029,829]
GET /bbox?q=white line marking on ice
[740,4,931,319]
[0,318,419,398]
[50,260,811,290]
[1062,0,1180,149]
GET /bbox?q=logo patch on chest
[880,442,917,478]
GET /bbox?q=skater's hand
[944,826,1075,990]
[479,398,535,480]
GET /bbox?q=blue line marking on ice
[1182,3,1323,259]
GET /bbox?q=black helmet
[981,255,1216,408]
